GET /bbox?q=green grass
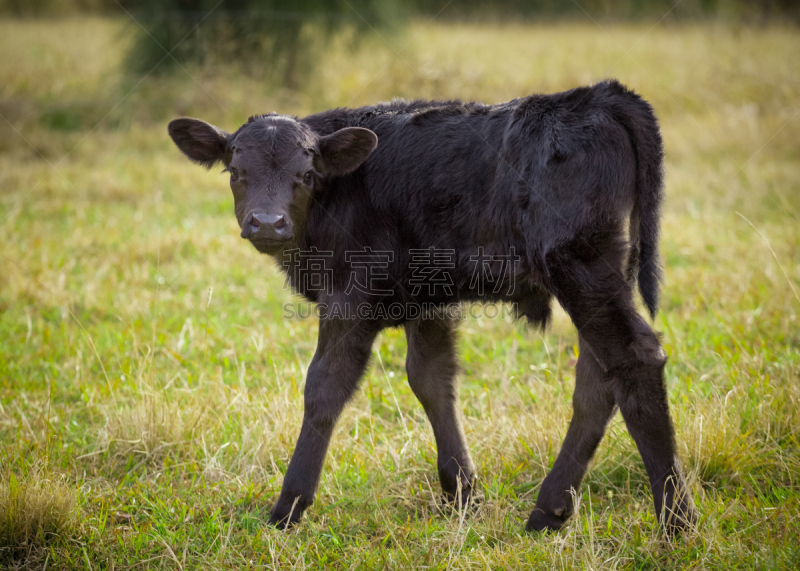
[1,15,799,570]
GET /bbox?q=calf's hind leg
[405,316,475,505]
[526,335,616,531]
[529,241,696,533]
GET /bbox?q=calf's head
[168,114,378,254]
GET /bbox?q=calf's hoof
[268,501,306,530]
[525,505,569,533]
[441,483,476,510]
[661,498,698,537]
[440,489,481,515]
[439,465,476,510]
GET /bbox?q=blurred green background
[1,1,799,569]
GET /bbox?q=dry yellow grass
[0,470,77,558]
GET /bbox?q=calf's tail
[608,81,665,320]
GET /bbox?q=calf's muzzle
[241,211,293,242]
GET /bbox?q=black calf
[167,79,696,533]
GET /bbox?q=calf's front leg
[269,319,378,528]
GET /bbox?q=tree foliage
[118,0,404,86]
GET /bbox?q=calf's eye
[229,167,239,182]
[303,171,314,186]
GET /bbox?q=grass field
[1,15,799,570]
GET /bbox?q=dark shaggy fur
[168,79,696,534]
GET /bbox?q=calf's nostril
[274,216,286,230]
[250,216,261,228]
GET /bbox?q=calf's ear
[168,118,229,169]
[318,127,378,177]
